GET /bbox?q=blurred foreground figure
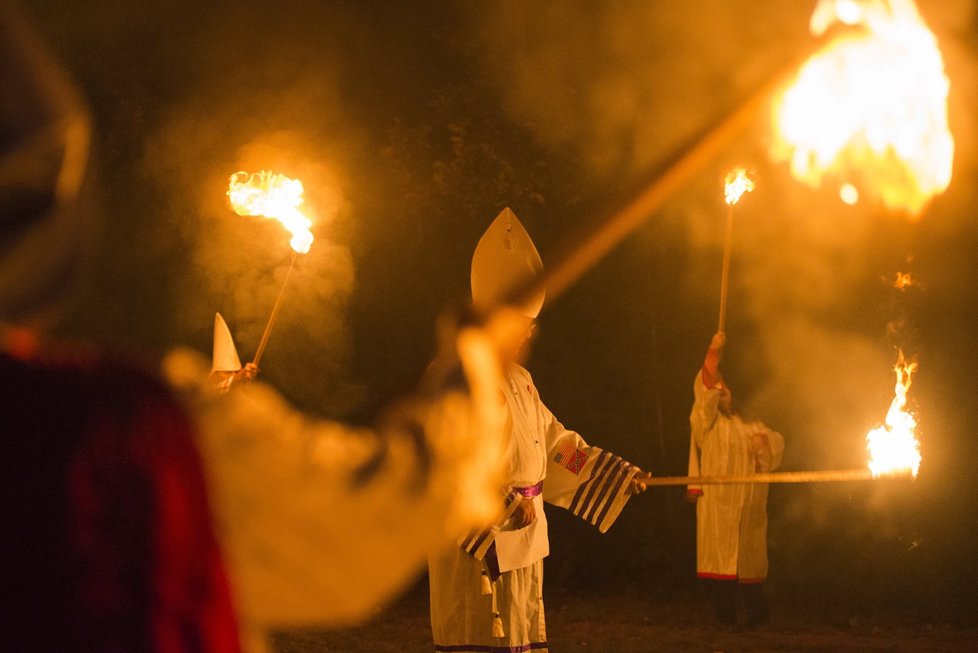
[0,5,506,652]
[0,4,239,651]
[686,332,785,628]
[1,346,242,653]
[163,315,505,652]
[428,208,647,653]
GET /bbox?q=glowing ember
[893,271,913,289]
[227,171,314,254]
[724,167,755,206]
[772,0,954,216]
[866,350,921,477]
[839,183,860,205]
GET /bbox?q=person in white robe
[428,208,647,653]
[686,332,785,627]
[162,309,509,653]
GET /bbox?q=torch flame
[724,167,755,206]
[866,350,921,477]
[772,0,954,216]
[227,171,314,254]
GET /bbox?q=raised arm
[701,331,725,389]
[687,333,726,500]
[690,333,727,436]
[162,327,506,649]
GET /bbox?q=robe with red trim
[687,348,784,581]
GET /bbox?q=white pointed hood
[212,312,242,372]
[470,207,545,318]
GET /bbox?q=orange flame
[227,171,314,254]
[893,271,913,289]
[724,167,755,206]
[772,0,954,216]
[866,350,921,477]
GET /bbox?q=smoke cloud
[472,0,978,472]
[132,5,369,415]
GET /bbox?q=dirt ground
[272,584,978,653]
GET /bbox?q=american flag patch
[554,441,588,475]
[568,451,639,533]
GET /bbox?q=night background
[21,0,978,649]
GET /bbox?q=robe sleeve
[750,426,785,473]
[688,349,722,496]
[691,352,723,441]
[686,366,720,494]
[768,430,785,471]
[529,375,639,534]
[687,414,702,496]
[161,332,506,645]
[701,346,722,390]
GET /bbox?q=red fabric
[700,347,725,390]
[1,346,240,652]
[697,573,766,583]
[138,397,239,653]
[1,325,40,359]
[697,572,738,581]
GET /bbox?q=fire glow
[866,350,921,477]
[227,171,314,254]
[772,0,954,216]
[723,167,755,206]
[893,271,913,289]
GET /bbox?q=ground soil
[273,584,978,653]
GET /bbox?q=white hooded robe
[687,360,784,582]
[429,364,639,652]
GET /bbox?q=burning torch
[718,167,754,334]
[226,170,314,368]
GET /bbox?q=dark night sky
[22,0,978,618]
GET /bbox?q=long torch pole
[718,202,734,333]
[635,468,912,486]
[252,250,298,367]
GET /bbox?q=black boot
[711,580,737,627]
[742,582,769,628]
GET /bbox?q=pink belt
[513,481,543,498]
